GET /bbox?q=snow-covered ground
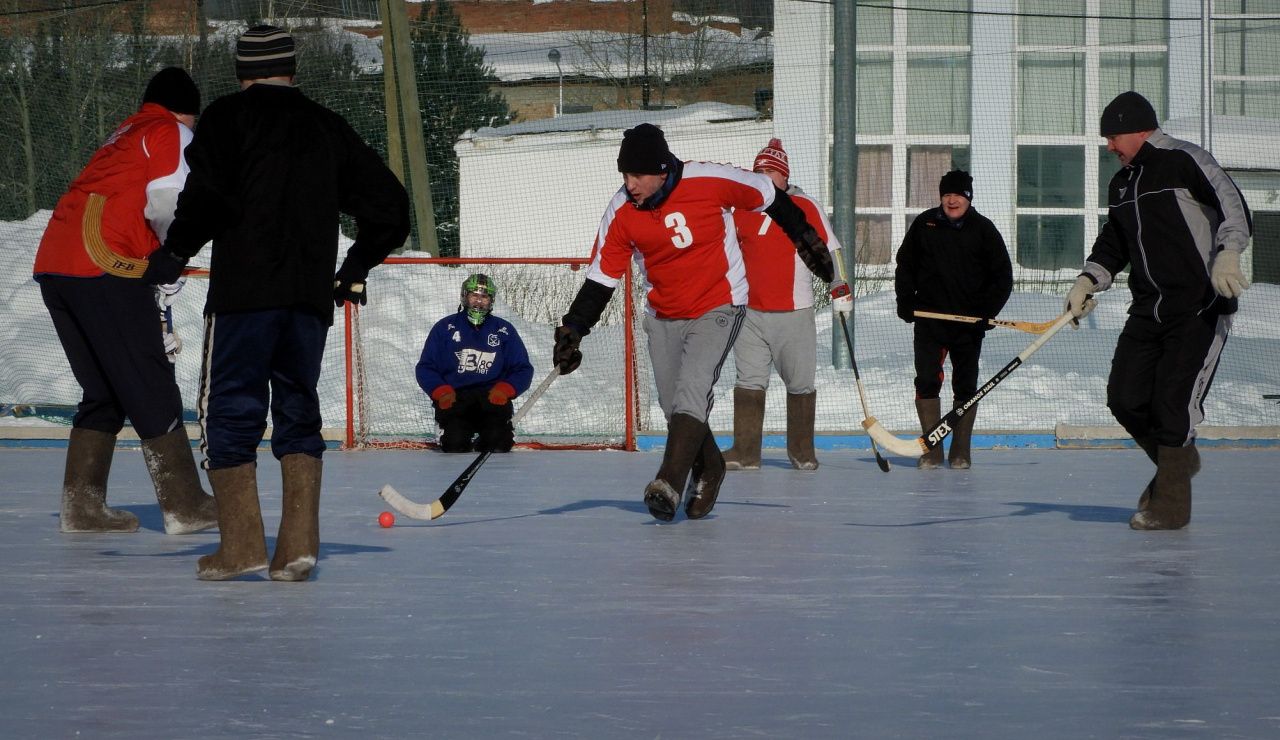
[5,209,1279,440]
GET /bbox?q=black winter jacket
[895,205,1013,324]
[164,83,409,323]
[1085,129,1251,321]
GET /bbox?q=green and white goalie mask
[460,273,496,327]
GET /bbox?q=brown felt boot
[686,429,726,520]
[947,402,978,470]
[1130,444,1198,531]
[644,413,708,521]
[722,387,765,471]
[1135,438,1198,512]
[270,453,322,582]
[60,428,138,533]
[1134,437,1158,511]
[142,427,218,535]
[786,391,818,470]
[197,463,268,580]
[915,398,944,470]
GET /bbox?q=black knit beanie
[142,67,200,115]
[617,123,673,174]
[1100,91,1158,136]
[236,25,297,80]
[939,169,973,201]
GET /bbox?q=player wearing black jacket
[144,26,410,581]
[1066,91,1251,531]
[896,170,1013,469]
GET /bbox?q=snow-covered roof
[463,101,759,140]
[472,28,770,83]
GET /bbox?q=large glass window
[1018,0,1085,46]
[1018,146,1084,207]
[1099,53,1167,117]
[1216,81,1280,119]
[1216,10,1280,76]
[1253,212,1280,285]
[907,54,971,134]
[855,216,893,266]
[856,0,893,46]
[907,146,971,208]
[1017,216,1084,270]
[906,0,970,46]
[1019,53,1085,134]
[1099,0,1168,45]
[856,146,892,208]
[857,54,893,134]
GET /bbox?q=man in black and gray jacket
[1066,90,1252,531]
[143,25,410,580]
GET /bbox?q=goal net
[346,257,639,450]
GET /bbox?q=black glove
[553,325,583,375]
[333,263,368,307]
[897,303,915,324]
[142,248,188,285]
[794,226,834,283]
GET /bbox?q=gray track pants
[732,307,818,395]
[644,304,745,424]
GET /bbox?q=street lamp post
[547,48,563,117]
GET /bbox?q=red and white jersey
[33,103,192,278]
[732,186,841,311]
[585,161,775,319]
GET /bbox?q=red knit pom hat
[753,138,789,179]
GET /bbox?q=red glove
[431,385,456,410]
[487,381,517,406]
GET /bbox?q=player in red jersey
[553,123,835,521]
[33,67,217,535]
[723,139,848,471]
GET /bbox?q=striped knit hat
[753,138,789,179]
[236,25,296,80]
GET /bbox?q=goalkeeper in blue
[416,273,534,453]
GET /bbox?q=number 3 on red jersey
[665,211,692,249]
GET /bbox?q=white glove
[154,276,187,310]
[160,307,181,363]
[830,280,853,314]
[1065,275,1097,321]
[1210,249,1249,299]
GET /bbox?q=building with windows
[774,0,1279,284]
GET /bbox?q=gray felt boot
[786,391,818,470]
[1130,444,1198,531]
[197,463,268,580]
[915,399,944,470]
[270,454,322,582]
[60,428,138,533]
[142,426,218,535]
[722,387,764,471]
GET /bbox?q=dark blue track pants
[198,308,328,469]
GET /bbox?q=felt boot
[947,402,978,469]
[722,387,764,471]
[785,391,818,470]
[915,398,944,470]
[60,428,138,532]
[1130,444,1198,531]
[142,426,218,534]
[270,454,322,582]
[1135,438,1198,512]
[644,413,707,521]
[685,430,726,520]
[1134,437,1158,511]
[197,463,268,580]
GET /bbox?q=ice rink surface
[1,445,1277,739]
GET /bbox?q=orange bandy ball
[378,511,395,528]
